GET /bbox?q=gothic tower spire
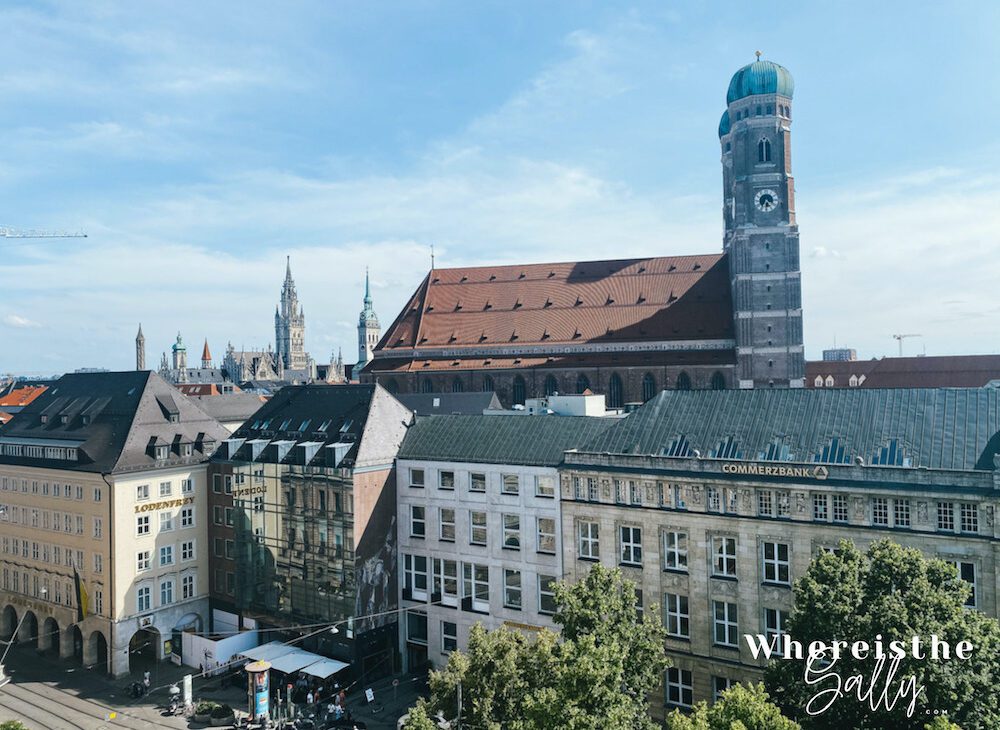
[135,324,146,371]
[275,256,307,372]
[355,268,381,380]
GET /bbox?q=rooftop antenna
[430,244,435,270]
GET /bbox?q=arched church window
[642,373,657,402]
[675,372,692,391]
[710,371,726,390]
[757,138,771,163]
[421,379,434,394]
[544,375,558,396]
[482,374,494,393]
[512,376,526,406]
[608,373,623,409]
[452,378,464,393]
[576,373,590,394]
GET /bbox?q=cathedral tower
[171,332,188,383]
[355,269,380,380]
[719,55,805,388]
[201,339,212,369]
[275,257,308,371]
[136,324,145,370]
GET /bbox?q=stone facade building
[560,388,999,717]
[0,371,228,676]
[395,415,614,670]
[363,58,805,405]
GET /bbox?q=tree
[421,565,668,730]
[765,539,1000,730]
[1,722,29,730]
[924,718,962,730]
[400,698,439,730]
[665,683,799,730]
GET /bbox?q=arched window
[575,373,590,394]
[608,373,623,409]
[675,371,692,391]
[641,373,656,402]
[757,137,771,163]
[544,375,558,396]
[710,371,726,390]
[451,378,464,393]
[482,374,494,393]
[420,379,434,394]
[512,376,526,406]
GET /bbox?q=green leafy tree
[924,717,962,730]
[1,722,29,730]
[421,565,668,730]
[665,683,799,730]
[765,539,1000,730]
[401,698,439,730]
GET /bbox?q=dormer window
[40,415,48,424]
[155,445,169,460]
[181,444,193,457]
[60,414,70,424]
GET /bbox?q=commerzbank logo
[721,462,829,480]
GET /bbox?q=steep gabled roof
[807,355,1000,389]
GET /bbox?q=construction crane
[1,227,87,238]
[892,333,922,357]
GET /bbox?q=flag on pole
[73,568,89,622]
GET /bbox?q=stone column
[111,625,130,678]
[59,626,75,660]
[82,629,97,667]
[38,620,53,652]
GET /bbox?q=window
[470,511,487,545]
[93,487,102,502]
[160,545,174,566]
[615,480,626,504]
[213,506,223,525]
[629,481,641,505]
[442,621,458,653]
[225,540,235,559]
[894,499,911,527]
[503,570,522,609]
[181,541,195,561]
[512,375,526,405]
[212,474,222,493]
[619,526,642,566]
[410,505,426,538]
[537,517,556,554]
[409,468,425,488]
[225,572,236,594]
[588,477,599,502]
[757,137,771,163]
[462,562,489,612]
[438,471,455,490]
[664,593,689,638]
[501,474,519,495]
[433,558,459,606]
[439,508,456,542]
[713,676,734,703]
[404,554,429,601]
[642,372,656,402]
[182,574,195,600]
[872,497,889,526]
[181,478,193,494]
[949,561,977,607]
[765,608,790,650]
[160,512,174,532]
[757,490,774,517]
[470,472,486,492]
[160,579,174,606]
[136,515,150,536]
[535,475,556,498]
[93,553,103,573]
[136,484,149,501]
[502,514,521,549]
[662,531,688,572]
[159,481,172,497]
[666,668,693,708]
[75,515,84,534]
[406,611,428,645]
[137,585,151,612]
[713,600,739,646]
[937,502,955,532]
[707,487,721,513]
[573,477,585,500]
[608,373,623,409]
[94,589,103,615]
[538,574,557,615]
[832,495,849,523]
[762,542,790,585]
[181,507,194,528]
[960,503,979,533]
[578,521,599,560]
[713,537,737,578]
[92,517,102,539]
[812,494,829,521]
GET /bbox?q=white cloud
[3,314,41,328]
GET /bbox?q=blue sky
[2,1,999,374]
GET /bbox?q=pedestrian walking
[306,690,314,705]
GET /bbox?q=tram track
[2,679,182,730]
[0,689,88,730]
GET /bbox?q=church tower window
[608,373,623,409]
[421,380,434,394]
[675,372,692,391]
[710,371,726,390]
[641,373,657,402]
[512,376,526,406]
[544,375,558,397]
[576,374,590,394]
[482,374,494,393]
[757,138,771,163]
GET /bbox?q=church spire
[136,324,146,371]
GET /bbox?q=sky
[2,1,999,375]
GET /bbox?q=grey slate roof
[398,414,618,467]
[0,371,230,474]
[581,388,1000,472]
[395,391,503,417]
[190,393,268,423]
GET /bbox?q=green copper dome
[718,110,731,138]
[726,59,794,104]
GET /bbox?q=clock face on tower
[754,189,779,212]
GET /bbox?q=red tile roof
[175,383,241,396]
[0,385,48,408]
[376,254,733,355]
[807,354,1000,389]
[0,412,12,425]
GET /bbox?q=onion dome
[726,58,794,104]
[718,110,731,138]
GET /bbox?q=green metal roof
[727,59,794,104]
[581,388,1000,472]
[398,414,618,467]
[718,109,731,138]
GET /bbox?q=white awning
[241,642,296,663]
[300,658,349,679]
[268,648,323,675]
